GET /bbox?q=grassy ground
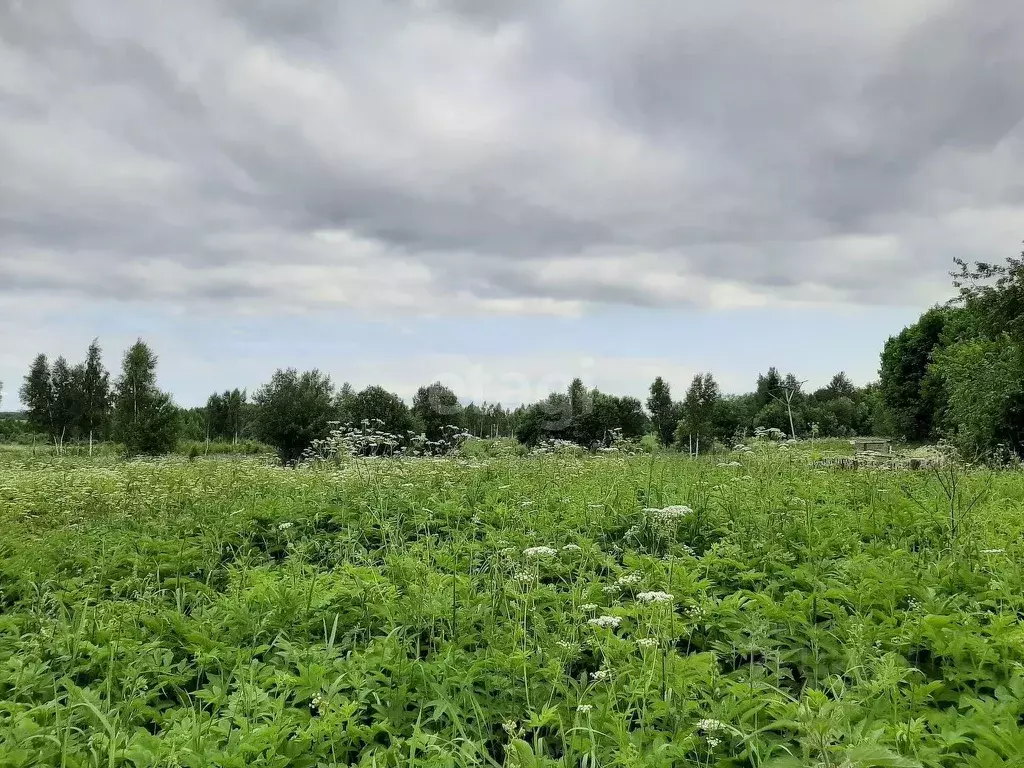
[0,445,1021,766]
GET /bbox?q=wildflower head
[615,572,642,588]
[523,546,558,558]
[588,615,622,629]
[637,591,674,604]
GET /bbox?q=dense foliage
[253,369,337,464]
[877,245,1024,458]
[1,445,1022,766]
[111,340,180,456]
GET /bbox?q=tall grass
[0,445,1021,765]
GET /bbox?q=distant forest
[3,249,1024,463]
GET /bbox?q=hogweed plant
[1,440,1024,765]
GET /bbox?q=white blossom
[697,718,726,732]
[615,573,642,587]
[580,603,598,612]
[523,546,558,558]
[637,591,674,604]
[588,615,622,629]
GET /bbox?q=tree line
[11,340,177,455]
[6,248,1024,462]
[2,339,881,462]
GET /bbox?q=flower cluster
[697,718,727,748]
[637,591,674,604]
[643,505,692,536]
[503,720,524,737]
[523,546,558,558]
[636,638,659,649]
[588,615,622,629]
[277,522,293,531]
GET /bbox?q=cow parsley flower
[580,603,598,612]
[576,704,593,714]
[503,720,524,737]
[588,615,622,629]
[636,638,659,649]
[637,591,674,604]
[523,546,558,558]
[278,522,294,531]
[562,543,582,553]
[615,573,642,587]
[698,718,726,732]
[590,669,611,682]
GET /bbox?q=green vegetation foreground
[0,446,1022,767]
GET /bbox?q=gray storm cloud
[2,0,1023,313]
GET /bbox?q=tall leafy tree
[412,381,463,442]
[205,392,227,440]
[73,339,110,453]
[111,340,179,455]
[878,306,952,442]
[677,373,721,452]
[20,354,53,439]
[754,367,783,410]
[335,382,357,425]
[253,368,335,464]
[568,378,589,420]
[349,385,415,434]
[932,338,1024,457]
[952,250,1024,338]
[49,356,77,449]
[646,376,677,447]
[821,371,856,400]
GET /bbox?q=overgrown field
[1,447,1023,767]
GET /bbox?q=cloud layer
[2,0,1023,316]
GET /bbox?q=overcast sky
[2,0,1023,408]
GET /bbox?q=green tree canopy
[111,340,179,456]
[254,368,336,464]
